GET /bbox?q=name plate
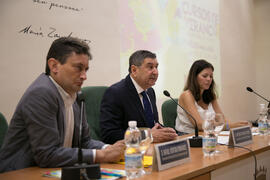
[153,138,190,171]
[229,126,253,146]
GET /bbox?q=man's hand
[151,123,178,143]
[95,140,125,163]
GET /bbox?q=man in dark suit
[0,37,125,173]
[100,50,177,144]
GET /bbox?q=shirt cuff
[102,144,110,149]
[92,149,96,163]
[93,145,109,163]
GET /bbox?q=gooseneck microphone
[163,90,202,147]
[77,91,85,164]
[246,87,270,127]
[246,87,270,107]
[61,91,101,180]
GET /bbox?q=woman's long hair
[184,59,216,104]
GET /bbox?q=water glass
[213,113,225,154]
[139,127,153,175]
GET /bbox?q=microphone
[163,90,202,147]
[246,87,270,127]
[61,91,101,180]
[246,87,270,107]
[77,91,85,164]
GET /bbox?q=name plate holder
[229,126,253,146]
[152,138,190,171]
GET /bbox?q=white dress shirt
[49,76,76,148]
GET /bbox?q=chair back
[161,98,178,129]
[0,112,8,148]
[81,86,108,141]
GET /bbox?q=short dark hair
[45,37,92,75]
[128,50,156,73]
[184,59,216,104]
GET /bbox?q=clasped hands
[151,123,178,143]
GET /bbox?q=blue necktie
[141,91,155,128]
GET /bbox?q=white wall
[218,0,270,123]
[254,0,270,108]
[0,0,269,124]
[219,0,257,122]
[0,0,121,121]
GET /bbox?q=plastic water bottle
[125,121,143,179]
[258,104,268,135]
[202,112,217,156]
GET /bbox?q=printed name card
[229,126,253,146]
[153,138,190,171]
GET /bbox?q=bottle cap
[128,121,137,127]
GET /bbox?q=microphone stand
[163,90,202,147]
[61,91,101,180]
[246,87,270,125]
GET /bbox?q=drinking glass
[214,113,225,135]
[265,108,270,135]
[202,113,216,156]
[139,127,153,175]
[213,113,225,154]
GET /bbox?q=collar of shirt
[49,76,77,106]
[130,75,147,95]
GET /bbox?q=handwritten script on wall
[17,0,91,43]
[33,0,83,11]
[19,25,91,44]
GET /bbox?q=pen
[101,171,123,177]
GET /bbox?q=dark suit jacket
[0,73,104,173]
[100,75,159,144]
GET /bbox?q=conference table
[1,134,270,180]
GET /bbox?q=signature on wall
[18,25,91,44]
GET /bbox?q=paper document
[217,136,229,145]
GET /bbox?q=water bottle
[202,112,217,156]
[258,104,268,135]
[124,121,143,179]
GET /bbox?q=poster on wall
[119,0,220,98]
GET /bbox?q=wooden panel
[191,173,211,180]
